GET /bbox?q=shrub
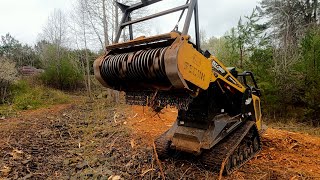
[41,57,83,90]
[0,57,18,103]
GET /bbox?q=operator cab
[226,67,261,97]
[238,71,261,97]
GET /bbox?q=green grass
[0,80,70,117]
[11,80,69,110]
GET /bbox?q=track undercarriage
[153,86,263,175]
[155,121,262,175]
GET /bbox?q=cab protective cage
[114,0,201,51]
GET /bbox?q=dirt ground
[0,100,320,179]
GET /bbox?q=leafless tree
[41,9,70,83]
[42,9,69,56]
[68,0,148,102]
[70,0,94,100]
[71,0,144,102]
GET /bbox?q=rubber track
[200,121,262,175]
[154,121,262,175]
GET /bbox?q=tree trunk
[102,0,109,47]
[82,2,93,101]
[239,45,244,68]
[313,0,318,23]
[114,0,119,42]
[306,0,312,24]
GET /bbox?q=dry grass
[267,119,320,137]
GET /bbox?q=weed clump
[10,80,69,110]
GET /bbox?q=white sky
[0,0,259,46]
[0,0,73,44]
[147,0,259,38]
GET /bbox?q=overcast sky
[0,0,259,46]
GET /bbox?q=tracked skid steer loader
[94,0,264,175]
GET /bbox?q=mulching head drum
[100,47,171,91]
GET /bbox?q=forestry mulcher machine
[94,0,263,175]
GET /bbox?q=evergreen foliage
[202,3,320,125]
